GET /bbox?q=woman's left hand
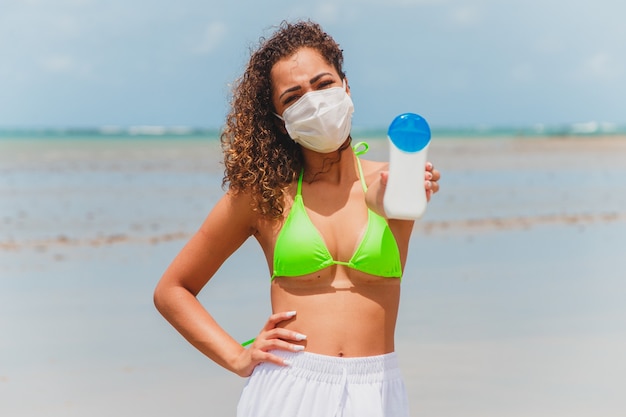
[366,161,441,218]
[424,162,440,202]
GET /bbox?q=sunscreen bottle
[383,113,432,220]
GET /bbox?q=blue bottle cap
[387,113,431,152]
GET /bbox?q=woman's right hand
[232,311,307,377]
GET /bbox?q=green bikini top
[271,143,402,280]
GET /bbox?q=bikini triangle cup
[272,141,402,279]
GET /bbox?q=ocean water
[1,120,626,140]
[1,133,626,416]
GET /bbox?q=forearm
[365,171,387,218]
[154,284,244,374]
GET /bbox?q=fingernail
[294,333,307,341]
[283,359,292,366]
[285,311,297,317]
[293,345,305,351]
[426,180,432,189]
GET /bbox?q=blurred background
[1,0,625,131]
[1,1,625,416]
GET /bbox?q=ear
[344,76,351,96]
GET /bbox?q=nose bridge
[295,76,315,94]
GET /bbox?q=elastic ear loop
[353,141,369,156]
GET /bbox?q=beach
[1,135,625,416]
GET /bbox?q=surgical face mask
[276,81,354,153]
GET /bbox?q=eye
[282,94,301,106]
[317,79,335,90]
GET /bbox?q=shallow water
[1,137,625,416]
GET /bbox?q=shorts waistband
[258,350,402,384]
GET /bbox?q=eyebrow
[278,72,335,100]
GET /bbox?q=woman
[154,20,440,416]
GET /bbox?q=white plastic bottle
[383,113,432,220]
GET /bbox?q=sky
[1,0,625,130]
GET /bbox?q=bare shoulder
[357,158,389,185]
[199,189,259,238]
[358,158,389,172]
[156,189,262,295]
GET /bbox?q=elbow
[153,273,199,319]
[153,278,191,317]
[153,281,168,315]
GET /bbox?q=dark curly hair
[220,20,346,218]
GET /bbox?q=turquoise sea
[1,130,626,416]
[2,120,626,140]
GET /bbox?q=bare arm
[153,191,254,374]
[154,191,308,377]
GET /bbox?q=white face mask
[276,80,354,153]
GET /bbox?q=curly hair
[220,20,346,218]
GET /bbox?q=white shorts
[237,350,409,417]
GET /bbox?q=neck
[301,141,357,185]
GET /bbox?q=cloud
[193,21,228,55]
[533,35,564,55]
[367,0,443,5]
[449,5,482,26]
[16,0,93,5]
[315,2,340,22]
[576,52,623,81]
[39,55,92,77]
[41,56,75,72]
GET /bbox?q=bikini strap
[353,141,369,156]
[297,169,304,196]
[353,142,369,193]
